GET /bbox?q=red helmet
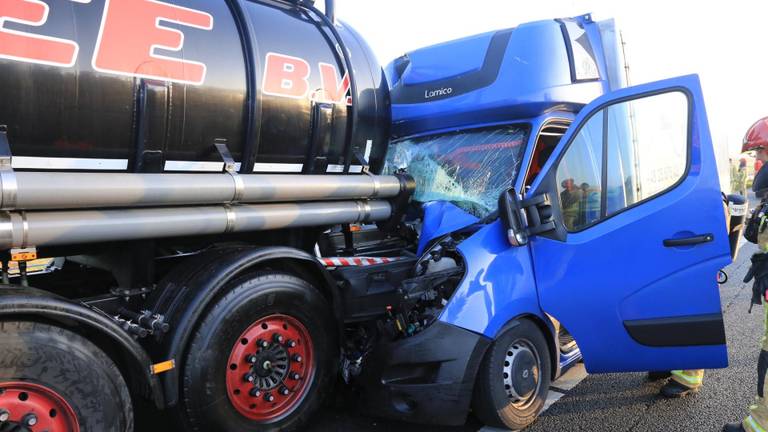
[742,117,768,153]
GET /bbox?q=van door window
[554,90,690,232]
[555,111,603,231]
[605,92,688,215]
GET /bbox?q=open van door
[526,74,731,372]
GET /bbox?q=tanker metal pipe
[0,200,391,249]
[2,172,406,210]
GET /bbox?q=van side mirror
[499,188,528,246]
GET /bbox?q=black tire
[472,319,552,430]
[178,272,337,432]
[0,321,134,432]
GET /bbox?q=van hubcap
[502,340,541,409]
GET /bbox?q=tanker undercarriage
[0,181,474,430]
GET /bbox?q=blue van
[378,14,731,429]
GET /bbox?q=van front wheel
[472,319,552,430]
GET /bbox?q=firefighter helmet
[742,117,768,153]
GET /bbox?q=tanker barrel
[0,1,391,186]
[3,172,405,211]
[0,200,392,249]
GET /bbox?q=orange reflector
[10,247,37,262]
[151,360,175,375]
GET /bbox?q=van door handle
[663,234,714,247]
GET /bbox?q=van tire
[472,318,552,430]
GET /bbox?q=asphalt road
[311,225,763,432]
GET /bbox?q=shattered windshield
[384,125,528,217]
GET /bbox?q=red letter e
[93,0,213,85]
[0,0,78,67]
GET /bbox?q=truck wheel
[472,319,552,430]
[0,321,134,432]
[179,273,337,431]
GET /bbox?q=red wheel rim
[226,314,314,421]
[0,381,79,431]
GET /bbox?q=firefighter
[724,116,768,432]
[733,158,748,196]
[646,369,705,397]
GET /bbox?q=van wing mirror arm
[500,189,558,246]
[521,193,557,236]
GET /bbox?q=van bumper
[358,321,491,425]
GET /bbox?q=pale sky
[336,0,768,160]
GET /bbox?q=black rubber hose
[301,1,359,174]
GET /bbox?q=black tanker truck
[0,0,418,430]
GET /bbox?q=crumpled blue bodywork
[417,201,479,255]
[391,14,730,375]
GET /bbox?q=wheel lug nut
[292,354,302,363]
[264,393,275,402]
[290,372,301,380]
[246,354,257,364]
[273,333,285,344]
[257,339,269,349]
[0,410,9,422]
[279,386,290,396]
[244,373,256,383]
[287,339,297,348]
[22,414,37,427]
[249,388,262,397]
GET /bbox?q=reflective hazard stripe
[746,415,767,432]
[670,370,703,386]
[326,164,364,173]
[320,257,401,267]
[252,163,304,173]
[12,156,128,170]
[164,160,233,172]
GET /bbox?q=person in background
[725,116,768,432]
[559,178,582,230]
[733,158,748,196]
